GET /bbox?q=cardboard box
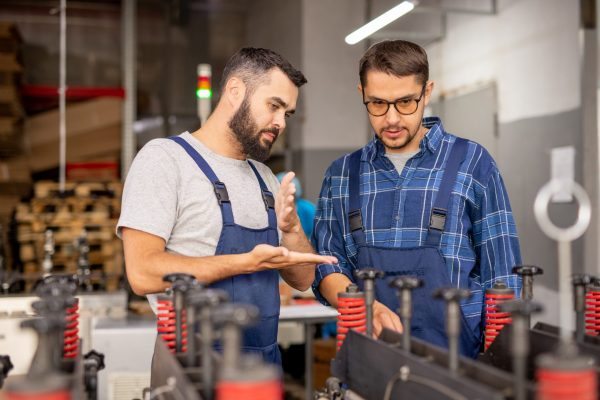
[23,97,122,172]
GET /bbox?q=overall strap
[247,161,277,229]
[347,149,367,246]
[168,136,234,225]
[425,137,469,246]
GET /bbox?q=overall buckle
[348,209,363,232]
[213,182,230,205]
[429,207,447,231]
[262,191,275,211]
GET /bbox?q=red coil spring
[337,296,366,351]
[216,380,283,400]
[63,298,79,358]
[156,298,187,353]
[536,368,597,400]
[585,288,600,336]
[484,285,514,351]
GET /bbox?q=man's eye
[372,100,387,105]
[397,99,412,105]
[285,112,291,119]
[269,103,279,111]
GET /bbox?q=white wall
[427,0,580,123]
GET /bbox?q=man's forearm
[279,231,316,291]
[126,250,250,295]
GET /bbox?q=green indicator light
[197,88,212,99]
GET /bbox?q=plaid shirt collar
[363,116,446,162]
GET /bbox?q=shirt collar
[365,116,446,161]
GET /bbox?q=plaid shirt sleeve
[473,165,522,298]
[311,163,355,306]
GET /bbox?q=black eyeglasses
[362,85,426,117]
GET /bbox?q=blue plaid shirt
[312,117,522,329]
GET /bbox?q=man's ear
[223,76,246,108]
[423,80,435,106]
[357,83,363,94]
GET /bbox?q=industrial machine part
[185,287,228,400]
[331,328,531,400]
[4,316,72,400]
[76,230,93,292]
[336,283,366,351]
[433,287,471,374]
[42,229,55,277]
[389,276,423,352]
[214,303,282,400]
[83,350,105,400]
[354,268,384,337]
[498,300,543,400]
[533,179,597,400]
[484,281,515,351]
[586,278,600,336]
[162,273,197,353]
[0,355,13,389]
[572,274,594,342]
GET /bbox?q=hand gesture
[249,244,337,271]
[276,171,301,234]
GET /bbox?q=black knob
[512,265,544,277]
[389,276,423,291]
[433,287,472,302]
[572,274,594,287]
[162,273,196,284]
[213,303,260,328]
[498,299,543,316]
[84,350,105,371]
[354,268,385,281]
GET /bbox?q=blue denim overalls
[347,137,480,357]
[170,136,281,364]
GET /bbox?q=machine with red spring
[156,273,197,353]
[585,279,600,336]
[336,283,366,351]
[484,281,514,351]
[35,276,80,359]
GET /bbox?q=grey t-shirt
[385,150,419,175]
[117,131,281,312]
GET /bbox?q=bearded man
[117,48,336,374]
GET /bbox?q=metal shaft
[558,241,573,344]
[446,301,460,373]
[174,291,184,353]
[364,280,375,337]
[512,315,528,400]
[573,281,587,342]
[400,289,412,352]
[200,307,213,400]
[222,324,241,370]
[185,304,196,368]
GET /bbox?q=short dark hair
[220,47,307,95]
[359,40,429,88]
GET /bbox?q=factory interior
[0,0,599,399]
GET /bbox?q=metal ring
[534,180,591,242]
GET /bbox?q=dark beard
[228,97,277,162]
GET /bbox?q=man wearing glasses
[312,40,521,357]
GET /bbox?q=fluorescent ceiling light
[345,1,417,45]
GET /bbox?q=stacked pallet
[15,181,124,292]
